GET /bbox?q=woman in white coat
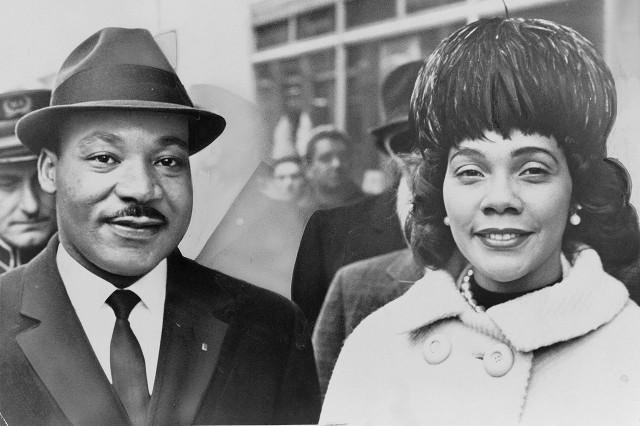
[321,17,640,425]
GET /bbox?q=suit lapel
[15,238,129,425]
[147,253,230,425]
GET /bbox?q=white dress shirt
[57,243,166,393]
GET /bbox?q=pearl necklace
[460,269,486,313]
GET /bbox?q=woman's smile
[475,228,533,249]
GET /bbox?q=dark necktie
[106,290,150,426]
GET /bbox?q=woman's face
[443,130,572,293]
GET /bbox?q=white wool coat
[321,249,640,425]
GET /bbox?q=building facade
[250,0,640,201]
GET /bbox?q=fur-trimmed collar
[389,249,630,352]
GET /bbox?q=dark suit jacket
[291,190,407,324]
[0,237,320,425]
[312,248,423,396]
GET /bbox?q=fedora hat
[17,27,226,155]
[370,60,423,154]
[0,89,50,163]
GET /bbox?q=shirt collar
[390,249,629,352]
[56,243,167,313]
[0,237,16,269]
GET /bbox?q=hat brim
[369,117,409,152]
[16,100,226,155]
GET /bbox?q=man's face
[39,110,192,277]
[0,156,56,249]
[306,138,352,189]
[273,161,305,200]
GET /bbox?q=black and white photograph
[0,0,639,424]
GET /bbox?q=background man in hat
[0,28,320,425]
[0,89,56,273]
[291,61,423,325]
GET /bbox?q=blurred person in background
[299,125,365,211]
[0,89,56,273]
[291,61,422,325]
[268,155,306,202]
[322,17,640,424]
[263,118,308,204]
[313,152,429,398]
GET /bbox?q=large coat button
[483,343,514,377]
[423,334,451,365]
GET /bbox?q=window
[346,0,396,28]
[254,49,336,159]
[504,0,604,52]
[297,6,336,40]
[255,20,289,50]
[407,0,460,14]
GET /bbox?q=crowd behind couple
[1,15,640,426]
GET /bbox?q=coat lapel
[15,238,129,425]
[147,253,230,425]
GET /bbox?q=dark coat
[291,190,407,324]
[0,237,320,425]
[312,248,423,396]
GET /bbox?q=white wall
[0,0,159,91]
[156,0,255,102]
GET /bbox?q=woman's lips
[475,229,532,249]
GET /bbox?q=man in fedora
[291,61,423,325]
[0,28,320,425]
[0,89,56,273]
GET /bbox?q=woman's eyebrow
[449,147,484,162]
[511,146,559,165]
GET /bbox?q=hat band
[52,64,193,107]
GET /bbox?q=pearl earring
[570,204,582,226]
[443,216,450,226]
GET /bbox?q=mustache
[110,204,167,222]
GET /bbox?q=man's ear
[37,149,58,194]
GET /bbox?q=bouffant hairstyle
[407,17,639,275]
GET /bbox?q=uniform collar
[391,249,630,352]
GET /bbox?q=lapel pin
[201,343,208,351]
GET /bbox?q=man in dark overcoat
[0,27,320,425]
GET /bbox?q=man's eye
[157,157,181,167]
[90,154,116,164]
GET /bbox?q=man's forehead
[60,110,189,147]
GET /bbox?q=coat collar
[16,235,130,425]
[15,235,231,425]
[391,249,630,352]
